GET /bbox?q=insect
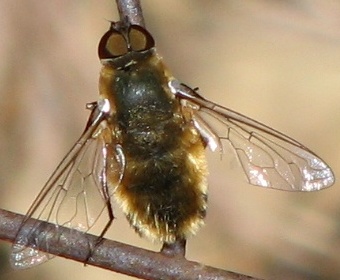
[10,21,335,268]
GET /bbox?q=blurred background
[1,1,340,279]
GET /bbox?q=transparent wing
[173,82,335,191]
[11,103,124,269]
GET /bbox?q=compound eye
[128,25,155,52]
[98,30,128,59]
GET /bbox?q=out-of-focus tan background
[1,1,340,279]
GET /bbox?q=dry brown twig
[116,0,145,26]
[0,1,262,279]
[0,209,259,280]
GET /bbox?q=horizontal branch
[0,208,261,280]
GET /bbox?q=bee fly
[11,21,334,268]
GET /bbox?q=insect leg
[85,144,115,262]
[160,239,186,257]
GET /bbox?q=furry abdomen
[116,121,207,243]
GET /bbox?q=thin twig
[115,0,145,26]
[0,209,260,280]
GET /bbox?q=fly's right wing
[11,100,124,269]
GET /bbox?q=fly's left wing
[11,100,125,269]
[170,81,335,191]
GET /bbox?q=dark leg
[85,187,115,263]
[84,198,114,264]
[161,239,186,257]
[85,145,115,263]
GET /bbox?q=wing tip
[10,244,50,269]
